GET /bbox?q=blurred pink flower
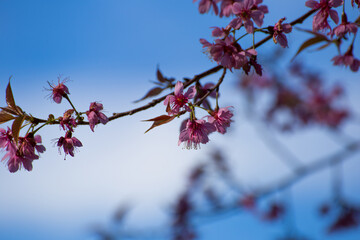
[332,46,360,72]
[306,0,343,31]
[193,0,220,15]
[332,14,358,38]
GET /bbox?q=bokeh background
[0,0,359,239]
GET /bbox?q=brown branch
[194,68,227,107]
[29,10,317,127]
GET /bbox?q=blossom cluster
[0,129,45,173]
[304,0,359,72]
[196,0,296,72]
[49,78,109,159]
[163,81,233,149]
[0,78,109,173]
[195,0,359,72]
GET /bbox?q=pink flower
[305,0,343,32]
[232,0,265,33]
[193,0,220,15]
[332,46,360,72]
[200,36,257,70]
[57,131,83,158]
[86,102,109,132]
[0,127,15,151]
[47,76,70,104]
[253,0,269,14]
[178,119,216,149]
[332,14,358,38]
[272,18,293,48]
[18,133,46,160]
[211,26,229,38]
[219,0,241,17]
[1,132,45,173]
[59,109,77,132]
[164,81,196,115]
[207,107,234,134]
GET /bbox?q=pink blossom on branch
[86,102,109,132]
[1,131,45,173]
[0,127,15,151]
[57,131,83,158]
[305,0,343,32]
[332,46,360,72]
[272,18,292,48]
[232,0,266,33]
[178,119,216,149]
[59,109,77,132]
[332,13,358,38]
[47,77,70,104]
[207,106,234,134]
[164,81,196,116]
[200,36,258,71]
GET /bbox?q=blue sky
[0,1,359,240]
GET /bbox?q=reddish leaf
[0,111,15,124]
[315,42,332,51]
[292,36,328,61]
[0,107,18,116]
[156,68,167,83]
[134,87,164,103]
[296,28,331,39]
[12,115,25,144]
[143,115,176,133]
[6,79,17,111]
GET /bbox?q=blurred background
[0,0,359,239]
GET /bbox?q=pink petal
[174,81,184,96]
[305,0,319,8]
[184,86,197,99]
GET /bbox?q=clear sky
[0,1,359,240]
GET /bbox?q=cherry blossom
[164,81,196,116]
[57,131,83,158]
[86,102,109,132]
[305,0,343,32]
[47,77,70,104]
[178,119,216,149]
[207,106,234,134]
[272,18,293,48]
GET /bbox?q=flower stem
[64,95,80,118]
